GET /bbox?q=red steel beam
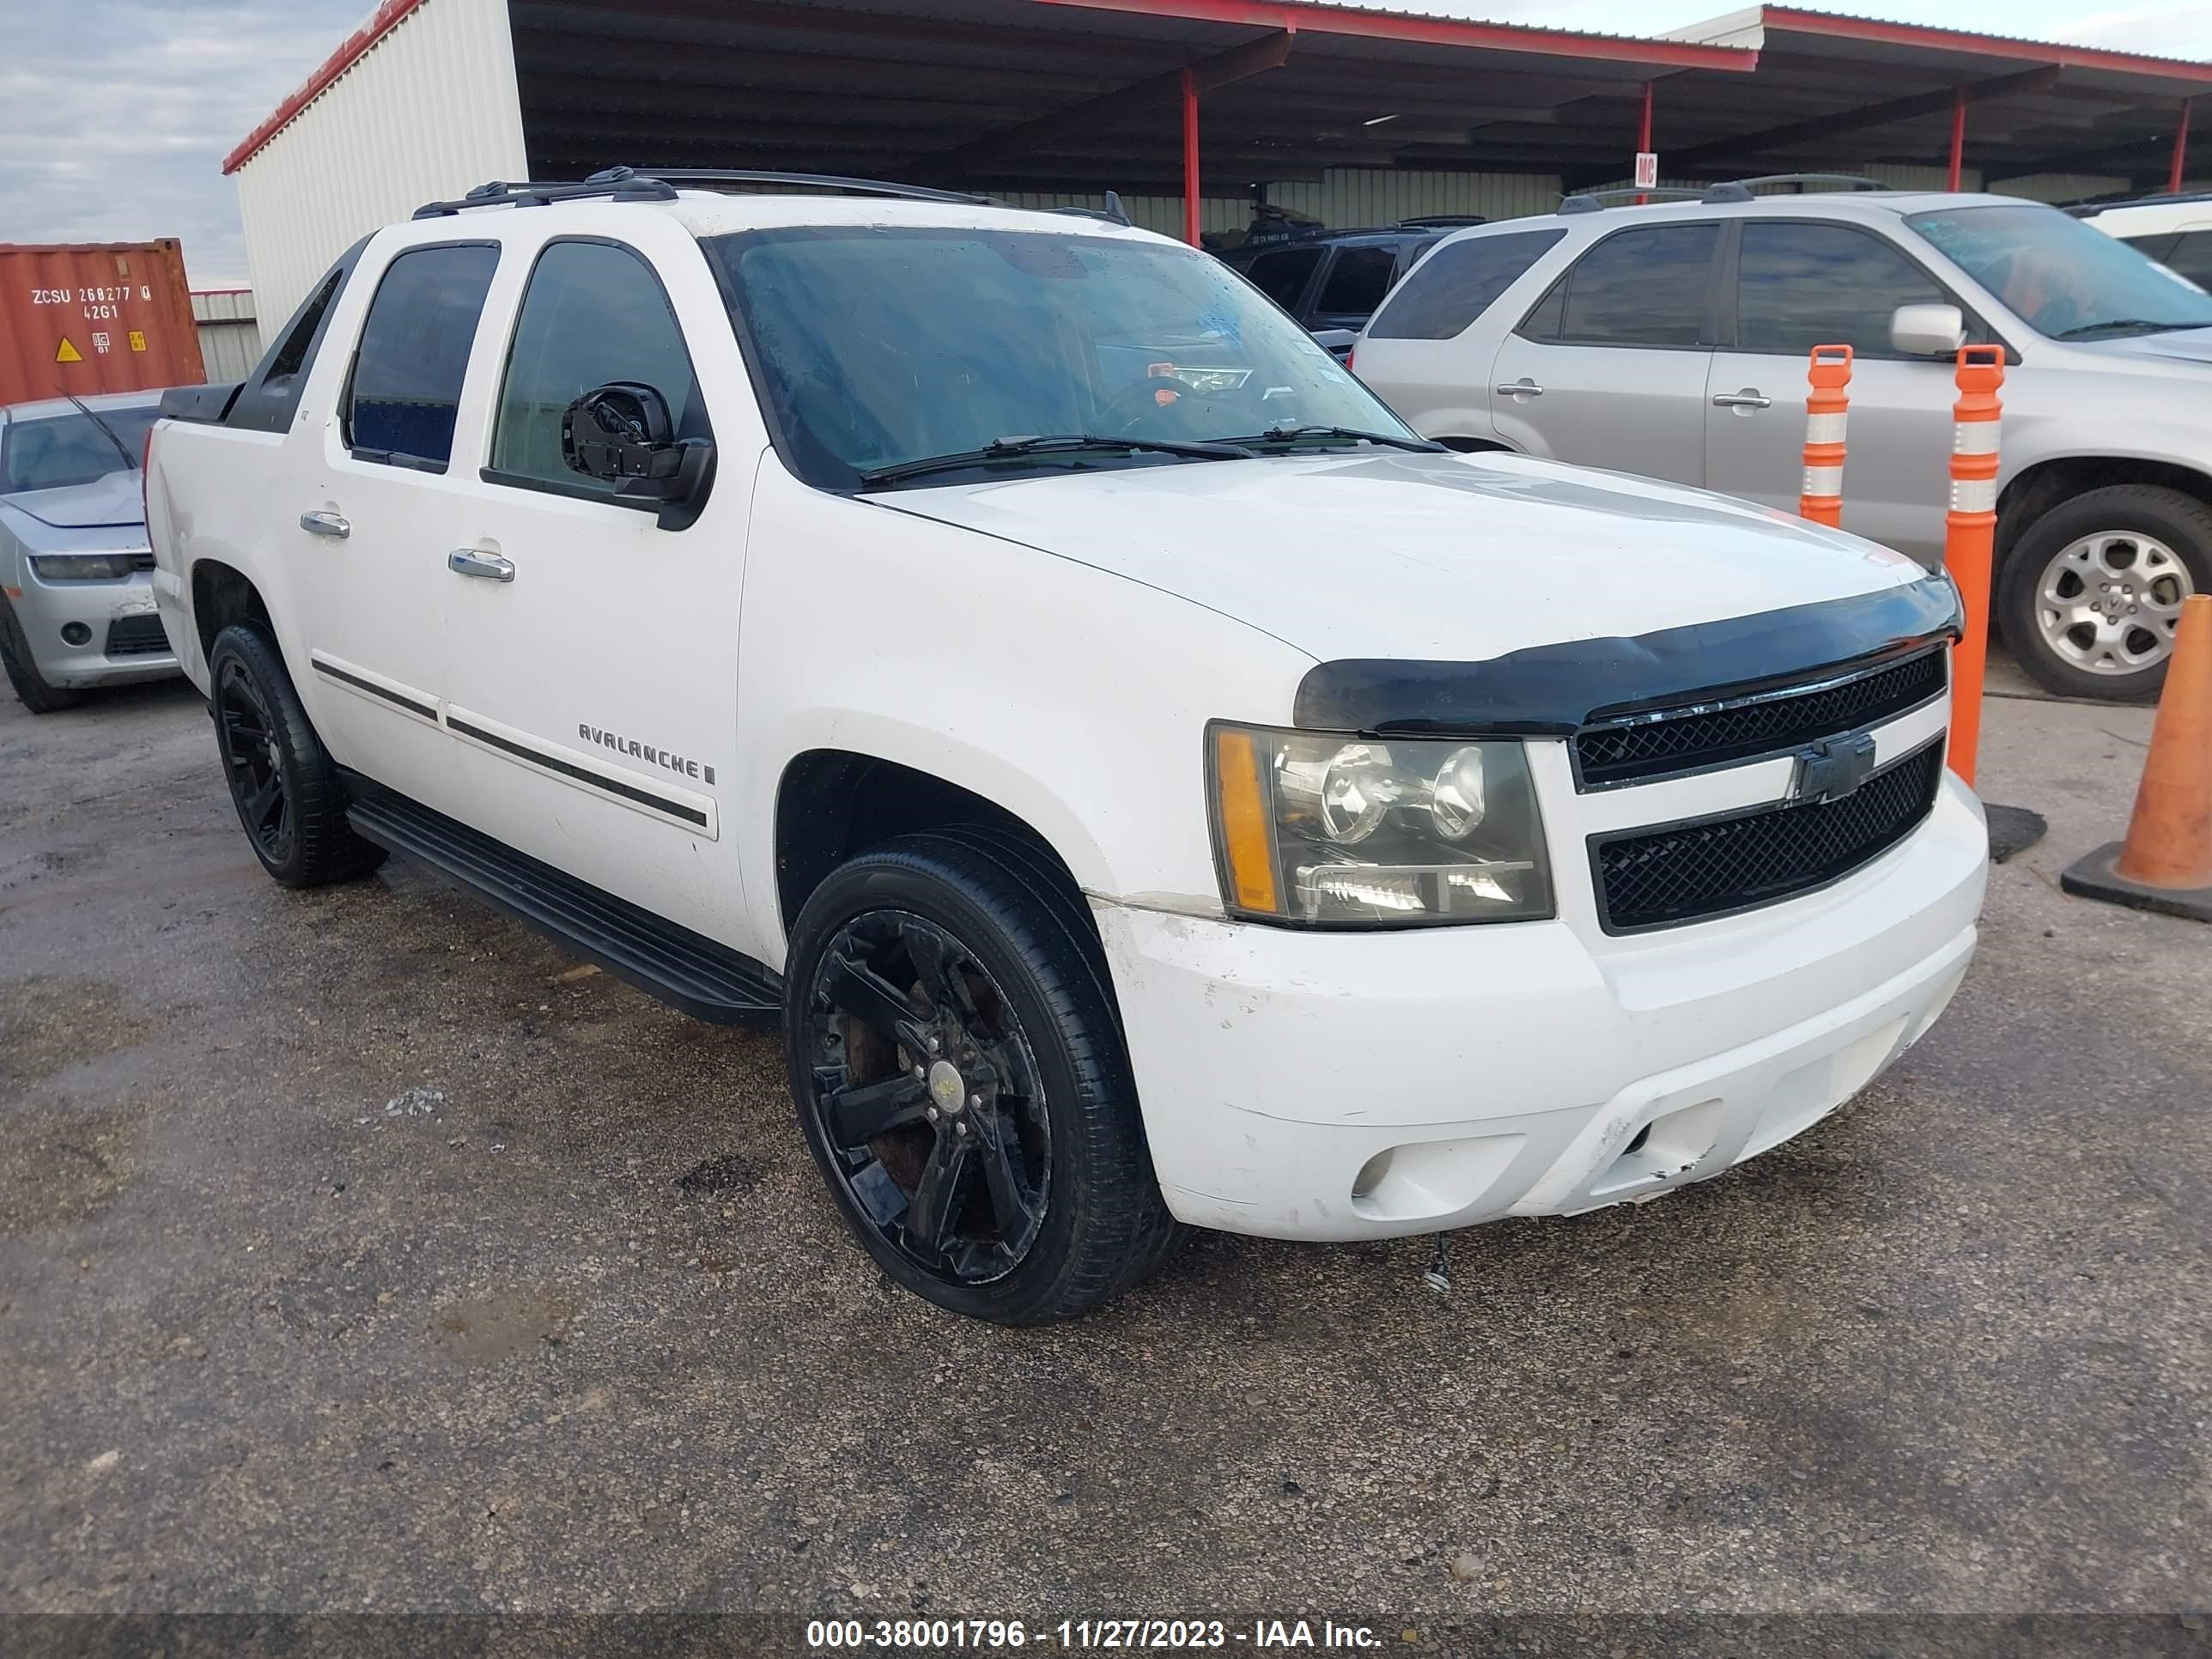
[1182,68,1202,245]
[1035,0,1755,71]
[2173,100,2194,193]
[1949,85,1966,190]
[1636,79,1653,204]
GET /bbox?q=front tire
[1998,485,2212,702]
[783,831,1179,1324]
[0,595,85,714]
[207,623,386,888]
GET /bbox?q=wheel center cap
[927,1059,966,1115]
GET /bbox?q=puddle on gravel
[428,1289,576,1365]
[0,975,149,1095]
[0,1110,131,1232]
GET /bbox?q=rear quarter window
[1368,228,1568,339]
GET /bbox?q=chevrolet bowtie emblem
[1793,731,1879,805]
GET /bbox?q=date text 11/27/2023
[805,1619,1382,1650]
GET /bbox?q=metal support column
[1182,68,1201,246]
[2172,99,2194,195]
[1948,85,1966,190]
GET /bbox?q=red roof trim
[1035,0,1758,71]
[223,0,431,175]
[1760,7,2212,86]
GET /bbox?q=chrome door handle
[1711,391,1772,410]
[1494,378,1545,398]
[299,510,350,538]
[447,549,515,583]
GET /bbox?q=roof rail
[1700,173,1888,203]
[1558,186,1705,214]
[611,167,995,205]
[2069,189,2212,215]
[413,174,678,217]
[1396,214,1488,228]
[1043,189,1133,228]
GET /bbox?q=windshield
[0,407,161,494]
[707,226,1419,489]
[1907,204,2212,339]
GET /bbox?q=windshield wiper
[64,393,139,470]
[1226,423,1444,453]
[858,433,1253,488]
[2054,318,2203,340]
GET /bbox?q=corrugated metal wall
[1002,168,1565,242]
[233,0,527,328]
[191,290,264,382]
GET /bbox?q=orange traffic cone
[2061,593,2212,921]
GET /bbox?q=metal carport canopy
[507,0,1753,198]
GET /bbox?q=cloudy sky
[2,0,2209,289]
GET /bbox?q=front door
[435,229,762,951]
[297,240,501,809]
[1704,219,1968,563]
[1487,220,1719,485]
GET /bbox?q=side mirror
[1889,302,1967,358]
[1310,327,1358,360]
[561,381,714,531]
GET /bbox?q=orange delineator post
[1798,344,1852,528]
[1944,345,2005,790]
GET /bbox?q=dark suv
[1218,219,1483,344]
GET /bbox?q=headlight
[31,553,137,581]
[1208,722,1553,927]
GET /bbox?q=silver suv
[1352,185,2212,702]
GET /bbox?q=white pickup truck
[146,170,1987,1324]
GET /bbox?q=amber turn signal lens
[1212,726,1282,915]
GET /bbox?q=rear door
[434,223,764,948]
[1486,221,1719,484]
[1705,218,1965,562]
[297,239,500,807]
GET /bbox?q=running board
[344,785,781,1026]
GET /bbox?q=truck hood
[0,470,145,531]
[871,449,1925,662]
[2073,325,2212,369]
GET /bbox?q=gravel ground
[1,667,2206,1649]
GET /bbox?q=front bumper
[7,568,179,688]
[1096,771,1987,1241]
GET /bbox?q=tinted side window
[345,243,499,471]
[1555,224,1718,348]
[2122,232,2181,263]
[1314,246,1397,317]
[2163,232,2212,288]
[1370,228,1567,339]
[489,240,704,498]
[1736,222,1947,356]
[1244,247,1326,311]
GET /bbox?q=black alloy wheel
[204,623,386,889]
[215,653,295,868]
[803,908,1051,1285]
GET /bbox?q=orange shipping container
[0,240,208,410]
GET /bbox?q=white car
[2074,191,2212,291]
[144,169,1986,1324]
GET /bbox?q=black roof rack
[1043,189,1133,227]
[1559,186,1705,214]
[1396,214,1488,228]
[2068,189,2212,216]
[413,165,997,219]
[413,173,679,217]
[1699,173,1889,203]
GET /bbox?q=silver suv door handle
[299,510,350,538]
[1494,378,1544,398]
[1712,391,1772,410]
[447,550,515,583]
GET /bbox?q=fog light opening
[1351,1149,1393,1201]
[60,622,92,647]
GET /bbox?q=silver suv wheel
[2033,531,2197,678]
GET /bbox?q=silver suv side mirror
[1890,302,1966,357]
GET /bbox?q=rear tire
[783,831,1179,1324]
[1998,484,2212,702]
[207,623,386,888]
[0,595,86,714]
